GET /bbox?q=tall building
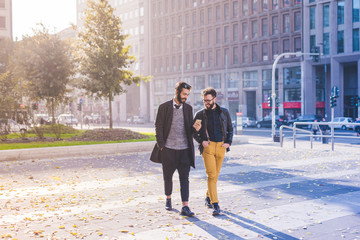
[150,0,303,121]
[303,0,360,120]
[0,0,12,40]
[76,0,151,124]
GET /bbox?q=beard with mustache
[176,91,186,104]
[205,102,215,110]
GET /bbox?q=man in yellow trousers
[193,87,233,216]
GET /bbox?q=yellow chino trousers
[202,141,226,204]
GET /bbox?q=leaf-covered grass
[0,132,155,150]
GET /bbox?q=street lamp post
[271,51,321,141]
[181,26,184,81]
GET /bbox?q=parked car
[238,117,257,128]
[288,114,323,128]
[256,115,287,128]
[133,116,145,124]
[57,114,78,126]
[0,119,28,134]
[332,117,354,130]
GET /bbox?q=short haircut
[175,81,192,92]
[201,87,217,98]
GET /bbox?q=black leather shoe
[212,203,220,216]
[165,198,172,210]
[205,197,213,208]
[180,206,194,217]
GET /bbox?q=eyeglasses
[202,97,215,103]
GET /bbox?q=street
[0,135,359,239]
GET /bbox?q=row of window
[153,39,301,73]
[152,0,301,18]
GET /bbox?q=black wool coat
[150,100,196,168]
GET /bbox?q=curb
[0,135,248,162]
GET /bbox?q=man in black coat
[150,81,201,217]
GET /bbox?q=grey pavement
[0,136,359,239]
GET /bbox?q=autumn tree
[14,25,74,124]
[0,38,21,118]
[76,0,146,129]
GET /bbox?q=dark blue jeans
[161,148,191,202]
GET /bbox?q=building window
[233,46,239,64]
[216,5,221,20]
[192,32,197,48]
[283,0,290,7]
[192,11,197,26]
[200,10,205,25]
[243,0,249,16]
[262,42,269,60]
[233,1,239,17]
[323,5,330,27]
[200,31,205,47]
[208,50,214,67]
[338,30,344,53]
[0,0,4,8]
[252,0,258,14]
[216,27,221,44]
[283,14,290,33]
[272,40,279,57]
[262,69,279,88]
[224,48,230,65]
[338,0,345,25]
[243,71,258,88]
[186,54,190,70]
[252,20,258,38]
[208,29,213,46]
[272,0,279,9]
[294,12,301,31]
[284,67,301,87]
[193,53,197,69]
[194,76,206,90]
[272,16,279,35]
[310,6,316,30]
[179,55,182,71]
[208,7,212,23]
[178,15,182,30]
[216,49,221,66]
[224,26,230,43]
[263,0,268,11]
[323,33,330,54]
[172,56,176,71]
[0,16,5,28]
[262,18,268,36]
[242,22,249,39]
[353,28,359,51]
[242,45,249,62]
[252,44,258,62]
[310,35,316,51]
[284,88,301,102]
[224,3,230,19]
[233,23,239,41]
[228,72,240,88]
[201,52,205,68]
[354,0,360,22]
[185,14,190,27]
[283,39,290,52]
[209,74,221,88]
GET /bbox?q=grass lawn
[0,132,155,150]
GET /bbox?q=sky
[12,0,77,40]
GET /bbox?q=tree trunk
[51,98,55,125]
[109,95,113,129]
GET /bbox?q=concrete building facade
[303,0,360,120]
[150,0,303,121]
[0,0,12,40]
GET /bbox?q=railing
[280,122,360,151]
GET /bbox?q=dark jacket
[150,100,196,168]
[193,104,233,155]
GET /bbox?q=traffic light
[355,96,359,107]
[312,46,320,62]
[77,103,82,111]
[267,97,273,107]
[330,95,337,108]
[32,103,38,110]
[275,97,280,107]
[350,96,355,107]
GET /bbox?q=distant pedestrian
[193,87,234,216]
[84,117,90,128]
[150,81,201,217]
[312,120,318,135]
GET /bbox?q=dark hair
[175,81,192,92]
[201,87,217,98]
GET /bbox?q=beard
[177,92,186,103]
[205,102,215,110]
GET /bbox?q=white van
[57,114,78,126]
